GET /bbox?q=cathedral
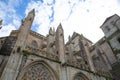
[0,9,120,80]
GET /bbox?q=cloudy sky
[0,0,120,43]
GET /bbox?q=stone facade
[100,14,120,80]
[0,9,119,80]
[100,14,120,57]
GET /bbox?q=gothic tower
[0,9,35,80]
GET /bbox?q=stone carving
[47,28,55,54]
[26,45,41,54]
[19,63,55,80]
[65,45,89,70]
[46,28,59,61]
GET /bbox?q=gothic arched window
[31,40,38,48]
[17,61,58,80]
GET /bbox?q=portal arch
[17,60,59,80]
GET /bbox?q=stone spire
[0,9,35,80]
[49,27,53,35]
[55,23,65,63]
[57,23,63,30]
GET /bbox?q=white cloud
[1,0,119,43]
[25,1,52,35]
[12,18,21,29]
[0,1,17,21]
[0,0,22,37]
[25,0,82,37]
[0,1,8,20]
[53,0,120,43]
[0,24,16,37]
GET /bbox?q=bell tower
[0,9,35,80]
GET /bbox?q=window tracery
[17,62,57,80]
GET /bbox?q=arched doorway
[17,61,59,80]
[74,72,89,80]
